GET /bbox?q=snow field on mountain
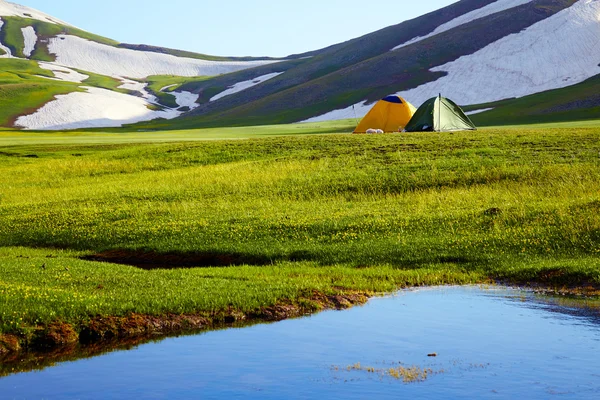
[466,108,494,116]
[305,0,600,122]
[301,101,372,123]
[16,69,201,130]
[48,35,280,79]
[398,0,600,106]
[393,0,534,50]
[118,78,147,93]
[21,26,36,57]
[0,0,71,26]
[210,72,284,101]
[0,0,269,129]
[15,86,187,130]
[38,62,89,82]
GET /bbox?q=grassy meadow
[0,123,599,337]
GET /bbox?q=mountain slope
[467,73,600,126]
[177,0,590,128]
[0,0,292,129]
[0,58,77,127]
[1,0,599,130]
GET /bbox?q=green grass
[0,247,482,333]
[78,70,127,93]
[0,120,357,145]
[0,126,598,335]
[0,17,28,58]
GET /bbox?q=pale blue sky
[18,0,457,57]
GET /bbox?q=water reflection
[1,286,599,400]
[499,289,600,326]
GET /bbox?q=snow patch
[301,101,373,123]
[172,91,199,110]
[15,86,186,130]
[117,78,157,101]
[160,84,177,92]
[393,0,534,50]
[38,62,88,83]
[397,0,600,106]
[210,72,284,101]
[118,78,147,93]
[21,26,36,57]
[48,35,281,79]
[0,0,72,26]
[466,108,494,116]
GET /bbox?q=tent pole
[437,93,441,132]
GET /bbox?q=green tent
[404,95,476,132]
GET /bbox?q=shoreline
[2,281,599,374]
[0,289,371,366]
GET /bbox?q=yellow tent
[354,95,417,133]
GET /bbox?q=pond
[1,286,600,399]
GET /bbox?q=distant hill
[0,0,599,130]
[174,0,599,129]
[0,0,291,129]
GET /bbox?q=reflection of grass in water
[340,362,439,383]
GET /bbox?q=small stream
[1,286,599,399]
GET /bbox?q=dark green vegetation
[0,127,598,340]
[153,0,579,128]
[175,58,308,105]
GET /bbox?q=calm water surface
[1,286,600,399]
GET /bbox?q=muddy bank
[2,278,599,375]
[0,290,370,372]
